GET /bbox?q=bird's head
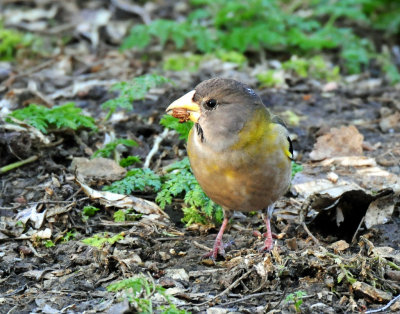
[167,78,269,146]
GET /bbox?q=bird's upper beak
[166,90,201,123]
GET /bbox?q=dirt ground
[1,1,400,313]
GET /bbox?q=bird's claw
[253,230,275,252]
[202,246,226,260]
[202,239,235,260]
[258,238,274,252]
[253,230,278,239]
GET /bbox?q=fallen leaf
[352,281,392,303]
[15,204,47,229]
[70,157,127,183]
[372,247,400,263]
[329,240,349,252]
[310,125,363,161]
[77,178,169,219]
[365,194,396,229]
[379,111,400,132]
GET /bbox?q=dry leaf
[70,157,127,183]
[365,195,396,229]
[329,240,349,252]
[352,281,392,302]
[379,111,400,132]
[310,125,363,161]
[76,178,169,219]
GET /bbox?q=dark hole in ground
[309,190,375,242]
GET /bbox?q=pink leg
[259,215,273,251]
[259,204,275,252]
[203,215,229,260]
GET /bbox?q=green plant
[113,209,142,222]
[376,46,400,83]
[160,115,193,140]
[8,103,97,134]
[181,206,207,226]
[215,49,247,65]
[337,263,357,285]
[121,0,400,82]
[44,240,55,248]
[82,206,101,221]
[92,138,138,159]
[163,53,209,72]
[157,158,223,224]
[256,70,285,88]
[81,232,124,248]
[283,56,340,81]
[285,290,307,313]
[104,168,162,194]
[0,24,35,60]
[62,230,76,242]
[291,162,303,178]
[163,50,246,72]
[103,157,223,225]
[107,276,189,314]
[119,156,141,167]
[101,74,170,120]
[280,110,303,127]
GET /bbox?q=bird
[166,78,293,260]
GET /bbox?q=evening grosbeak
[167,78,292,259]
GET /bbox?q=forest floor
[0,1,399,313]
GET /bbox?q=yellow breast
[187,109,292,212]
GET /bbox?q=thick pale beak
[166,90,201,123]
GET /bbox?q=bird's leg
[259,204,275,252]
[203,210,231,260]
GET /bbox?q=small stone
[164,268,189,282]
[159,251,171,261]
[206,308,228,314]
[159,277,176,288]
[390,300,400,311]
[327,172,339,183]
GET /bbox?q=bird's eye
[205,99,217,109]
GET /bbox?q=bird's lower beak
[166,90,201,123]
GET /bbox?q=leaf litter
[0,1,399,313]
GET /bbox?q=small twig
[193,241,212,252]
[27,200,76,205]
[217,291,282,307]
[197,268,254,307]
[1,58,57,88]
[42,138,64,148]
[351,215,365,244]
[144,128,169,168]
[0,155,38,174]
[271,286,289,310]
[0,284,27,298]
[365,294,400,313]
[65,188,84,202]
[155,237,184,241]
[301,222,320,245]
[27,241,44,258]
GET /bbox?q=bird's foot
[253,230,276,252]
[258,238,274,252]
[252,230,278,239]
[202,240,235,260]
